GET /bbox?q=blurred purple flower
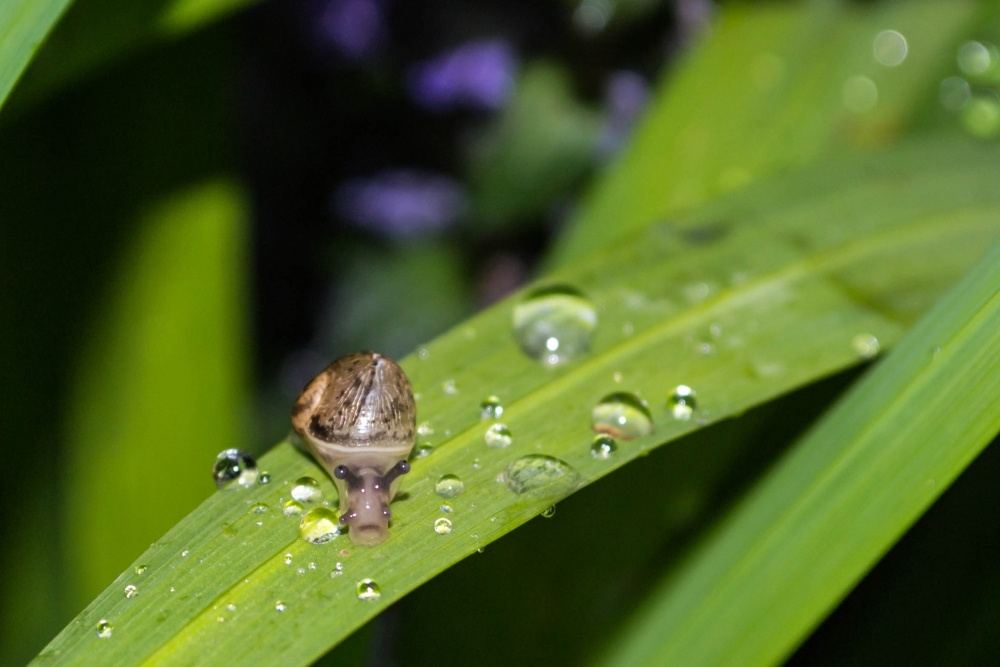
[333,170,468,238]
[597,71,649,160]
[312,0,387,60]
[407,40,517,112]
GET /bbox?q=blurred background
[2,0,1000,664]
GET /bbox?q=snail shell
[291,351,416,546]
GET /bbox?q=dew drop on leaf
[512,286,598,365]
[592,392,653,440]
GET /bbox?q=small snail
[291,351,416,546]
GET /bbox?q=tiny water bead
[331,562,344,578]
[480,396,504,420]
[134,564,148,575]
[213,449,258,489]
[435,474,465,498]
[357,579,382,601]
[259,472,271,484]
[512,285,598,365]
[251,503,269,514]
[484,423,513,449]
[291,477,323,503]
[504,455,578,496]
[283,500,305,516]
[852,333,880,360]
[434,518,453,534]
[440,502,453,513]
[590,435,618,459]
[591,393,654,440]
[413,444,434,459]
[275,601,287,612]
[417,421,434,436]
[124,585,138,598]
[284,554,293,565]
[223,526,238,538]
[96,620,113,639]
[299,507,341,544]
[541,505,556,518]
[668,385,697,421]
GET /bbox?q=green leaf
[602,217,1000,667]
[33,139,1000,665]
[0,0,74,112]
[550,0,981,266]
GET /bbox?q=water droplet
[842,75,878,113]
[504,455,578,495]
[217,616,226,623]
[940,76,971,111]
[124,585,138,598]
[613,372,623,383]
[413,444,434,459]
[590,435,617,459]
[418,347,430,360]
[297,568,306,575]
[434,518,453,534]
[435,474,465,498]
[283,500,305,516]
[309,562,317,570]
[299,507,341,544]
[873,29,907,67]
[484,423,514,449]
[356,579,382,601]
[852,333,880,359]
[291,477,322,503]
[480,396,504,419]
[512,286,597,365]
[223,525,237,538]
[213,449,258,489]
[330,562,344,578]
[417,421,434,436]
[541,505,556,518]
[134,564,148,575]
[477,547,486,554]
[961,93,1000,139]
[251,503,269,514]
[96,620,113,638]
[284,554,293,565]
[181,550,189,558]
[442,379,457,395]
[668,385,697,421]
[226,603,237,612]
[592,393,654,440]
[275,601,286,612]
[259,472,271,484]
[958,41,996,77]
[440,502,453,513]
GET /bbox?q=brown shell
[292,351,416,448]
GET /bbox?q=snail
[291,351,416,546]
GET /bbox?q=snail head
[334,460,410,546]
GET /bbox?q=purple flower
[597,71,649,159]
[407,40,517,112]
[312,0,387,60]
[333,170,468,238]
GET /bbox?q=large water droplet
[434,517,453,534]
[504,455,578,496]
[512,286,598,365]
[484,423,513,449]
[283,499,305,516]
[668,385,697,421]
[480,396,504,420]
[592,392,654,440]
[124,585,138,599]
[96,620,113,638]
[435,474,465,498]
[213,449,258,489]
[590,435,617,459]
[852,333,880,359]
[357,579,382,601]
[291,477,322,503]
[300,507,341,544]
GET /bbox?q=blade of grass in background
[602,224,1000,667]
[0,0,74,111]
[32,140,1000,666]
[551,0,979,266]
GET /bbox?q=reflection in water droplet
[124,585,138,599]
[852,333,880,359]
[873,29,907,67]
[96,620,113,638]
[590,435,618,459]
[259,472,271,484]
[512,286,598,365]
[842,75,878,113]
[940,77,971,111]
[480,396,504,419]
[284,499,305,516]
[435,474,465,498]
[440,502,453,513]
[541,505,556,518]
[357,579,382,601]
[592,393,654,440]
[251,503,269,514]
[961,93,1000,139]
[958,41,995,77]
[213,449,258,489]
[135,564,148,575]
[668,386,697,421]
[504,455,578,495]
[275,601,287,612]
[434,518,453,534]
[291,477,322,503]
[484,423,514,449]
[300,507,341,544]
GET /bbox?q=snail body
[292,351,416,546]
